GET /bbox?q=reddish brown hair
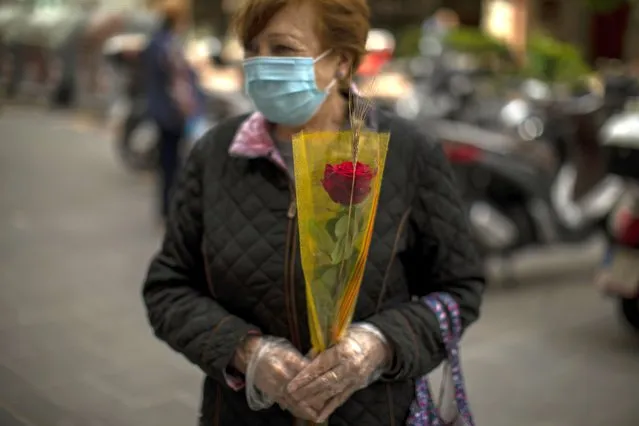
[232,0,370,78]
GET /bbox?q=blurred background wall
[124,0,637,66]
[5,0,636,65]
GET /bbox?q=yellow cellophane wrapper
[292,130,390,353]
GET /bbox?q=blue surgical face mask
[243,50,336,126]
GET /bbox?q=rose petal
[322,161,376,205]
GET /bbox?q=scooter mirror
[585,74,605,97]
[521,79,554,105]
[600,111,639,148]
[500,99,530,127]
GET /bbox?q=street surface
[0,107,638,426]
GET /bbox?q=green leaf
[330,241,345,264]
[317,267,339,306]
[325,217,339,238]
[311,267,338,320]
[344,241,354,259]
[314,250,332,266]
[319,267,338,288]
[341,248,360,280]
[354,208,365,233]
[335,209,367,242]
[347,247,360,266]
[308,219,335,254]
[314,265,332,280]
[334,214,349,238]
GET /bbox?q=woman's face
[244,2,346,91]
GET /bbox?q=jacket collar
[228,86,378,169]
[227,111,283,166]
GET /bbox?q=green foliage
[393,24,588,84]
[394,25,422,58]
[334,215,350,238]
[308,219,335,258]
[524,32,591,83]
[444,27,509,54]
[394,25,508,58]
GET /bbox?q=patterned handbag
[407,293,475,426]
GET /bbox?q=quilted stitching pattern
[143,112,485,426]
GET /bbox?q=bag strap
[435,293,462,340]
[434,293,473,426]
[407,293,474,426]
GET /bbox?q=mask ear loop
[313,49,339,93]
[324,79,337,93]
[313,49,333,63]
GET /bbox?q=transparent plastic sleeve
[291,130,390,353]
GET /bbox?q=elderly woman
[142,0,485,425]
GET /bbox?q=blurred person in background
[421,8,460,38]
[142,0,484,425]
[143,0,200,222]
[421,8,461,99]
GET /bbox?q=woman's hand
[239,336,317,420]
[286,325,392,423]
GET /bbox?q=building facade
[192,0,633,62]
[204,0,481,34]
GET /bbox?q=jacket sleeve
[366,132,485,381]
[142,139,260,386]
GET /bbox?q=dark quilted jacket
[142,109,485,426]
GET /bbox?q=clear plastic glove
[240,336,316,420]
[286,324,392,423]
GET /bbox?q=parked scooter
[596,107,639,331]
[433,92,625,260]
[390,45,628,264]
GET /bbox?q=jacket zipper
[265,149,302,350]
[213,383,221,426]
[378,208,411,426]
[284,183,302,350]
[285,186,304,426]
[386,384,396,426]
[272,157,302,425]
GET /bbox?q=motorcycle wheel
[619,297,639,332]
[469,200,537,257]
[508,204,538,247]
[118,110,158,173]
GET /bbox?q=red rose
[322,161,376,206]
